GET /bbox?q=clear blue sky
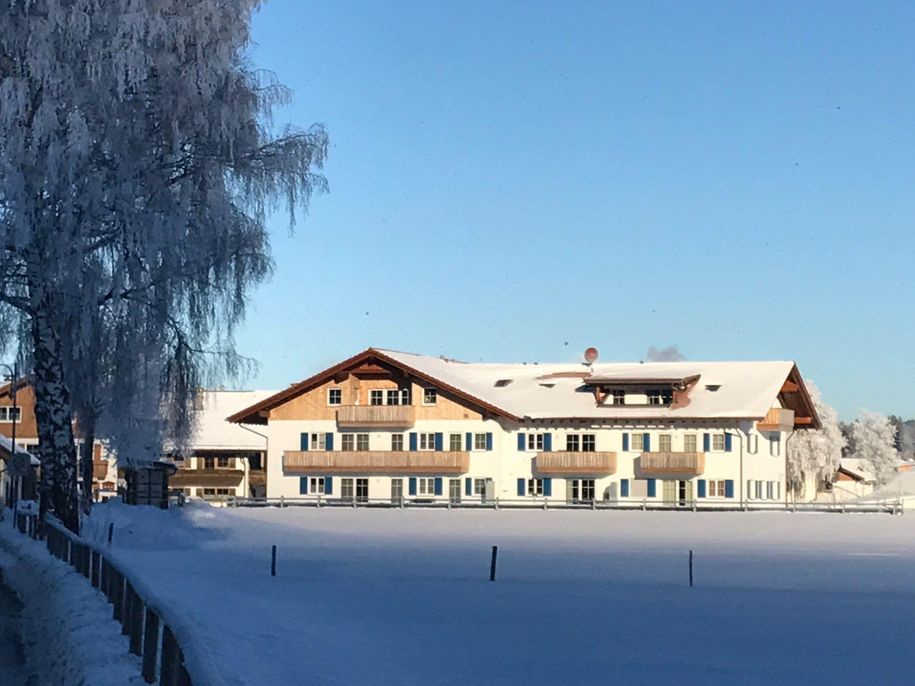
[236,0,915,421]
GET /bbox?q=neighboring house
[825,458,876,501]
[0,379,117,501]
[0,435,40,505]
[228,348,820,507]
[168,390,272,503]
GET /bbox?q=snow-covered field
[84,504,915,685]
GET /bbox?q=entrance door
[449,479,462,504]
[341,478,354,501]
[677,480,693,506]
[663,480,677,504]
[391,478,403,504]
[355,478,369,503]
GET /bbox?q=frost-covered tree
[0,1,327,530]
[849,411,899,486]
[786,381,845,495]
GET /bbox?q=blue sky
[236,1,915,420]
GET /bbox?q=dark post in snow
[108,522,114,545]
[271,545,277,577]
[689,550,694,587]
[490,545,498,582]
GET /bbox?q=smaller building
[167,390,272,504]
[826,458,876,501]
[0,435,40,506]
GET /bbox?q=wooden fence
[15,512,198,686]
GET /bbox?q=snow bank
[0,519,144,686]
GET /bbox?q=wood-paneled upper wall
[0,385,38,439]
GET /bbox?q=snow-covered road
[0,569,29,686]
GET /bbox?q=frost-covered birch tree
[0,0,327,530]
[786,381,844,495]
[849,411,899,486]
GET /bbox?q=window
[310,477,325,494]
[658,434,672,452]
[310,433,326,451]
[391,434,404,451]
[341,478,354,499]
[754,480,763,500]
[449,433,462,451]
[610,390,626,405]
[770,434,781,456]
[570,479,595,501]
[327,388,342,406]
[370,390,384,406]
[417,477,436,496]
[565,435,580,452]
[527,478,544,496]
[683,434,697,452]
[0,407,22,422]
[474,433,488,451]
[527,434,544,451]
[766,481,775,500]
[342,434,368,451]
[386,389,400,405]
[203,457,215,470]
[632,433,644,451]
[391,479,403,503]
[418,433,436,450]
[216,457,232,469]
[707,480,726,497]
[474,478,486,495]
[748,434,759,454]
[582,434,596,452]
[713,434,726,452]
[423,388,437,405]
[356,434,369,451]
[342,434,354,451]
[401,388,411,405]
[647,389,672,405]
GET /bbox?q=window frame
[632,433,644,452]
[309,433,327,451]
[658,434,672,452]
[391,434,404,452]
[527,433,545,451]
[565,434,580,452]
[327,388,342,406]
[418,433,436,451]
[473,433,488,451]
[527,478,544,496]
[712,434,726,452]
[309,477,325,494]
[417,477,436,496]
[370,390,384,406]
[449,433,463,452]
[423,388,437,405]
[683,434,697,452]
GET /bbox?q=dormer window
[647,389,673,405]
[610,390,626,405]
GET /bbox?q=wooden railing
[533,452,617,476]
[757,407,795,432]
[336,404,416,428]
[638,452,705,475]
[170,469,245,488]
[283,450,469,474]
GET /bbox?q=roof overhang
[582,374,701,388]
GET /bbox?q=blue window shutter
[643,433,651,452]
[725,433,733,452]
[409,433,418,451]
[647,478,656,498]
[434,478,443,496]
[698,480,706,498]
[325,433,333,451]
[517,478,525,497]
[620,479,630,497]
[300,433,309,451]
[408,477,417,496]
[434,433,443,451]
[623,433,630,451]
[465,478,472,496]
[543,433,552,452]
[725,480,734,498]
[517,433,526,451]
[703,433,710,452]
[299,477,308,495]
[543,478,552,497]
[486,433,493,451]
[465,432,473,451]
[325,477,333,495]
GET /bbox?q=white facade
[233,349,820,508]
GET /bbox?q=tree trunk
[30,297,80,533]
[80,419,96,514]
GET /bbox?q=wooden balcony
[336,405,415,429]
[283,450,469,475]
[637,452,705,476]
[757,407,795,432]
[170,469,245,488]
[533,452,617,476]
[92,461,109,480]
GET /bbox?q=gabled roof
[192,390,275,450]
[229,347,821,427]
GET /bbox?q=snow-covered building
[228,348,821,507]
[825,458,877,501]
[169,390,272,503]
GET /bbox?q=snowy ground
[84,504,915,686]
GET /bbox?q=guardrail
[13,512,212,686]
[224,495,904,514]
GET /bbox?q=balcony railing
[336,405,416,429]
[533,452,617,476]
[170,469,245,487]
[757,407,795,432]
[638,452,705,476]
[283,450,469,474]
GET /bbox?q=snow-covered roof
[838,458,876,482]
[378,349,795,421]
[0,434,40,465]
[192,390,274,450]
[229,348,817,426]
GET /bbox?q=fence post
[160,625,179,686]
[121,582,134,635]
[129,588,144,656]
[142,608,160,684]
[113,571,125,622]
[689,550,694,587]
[489,545,498,582]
